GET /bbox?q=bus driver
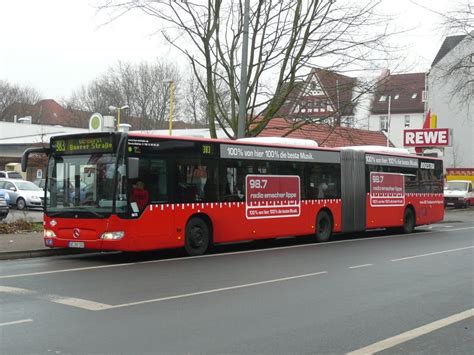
[131,181,149,211]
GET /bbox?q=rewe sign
[403,128,452,147]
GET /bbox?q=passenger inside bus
[131,181,149,211]
[318,182,328,198]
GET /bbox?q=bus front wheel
[315,210,332,242]
[185,217,211,256]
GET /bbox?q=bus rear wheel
[315,210,332,242]
[401,207,415,234]
[185,217,211,256]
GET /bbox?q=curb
[0,248,92,261]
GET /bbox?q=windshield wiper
[46,208,107,218]
[70,207,107,218]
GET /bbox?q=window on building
[379,116,388,131]
[344,116,354,127]
[394,94,400,100]
[411,93,418,99]
[379,95,387,102]
[404,115,410,128]
[300,101,306,113]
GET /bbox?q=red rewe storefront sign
[246,175,300,219]
[370,172,405,207]
[403,128,451,147]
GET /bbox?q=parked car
[0,179,46,210]
[0,171,23,179]
[0,191,9,220]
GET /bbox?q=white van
[0,170,23,179]
[444,180,474,208]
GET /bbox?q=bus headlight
[44,229,56,238]
[100,231,125,240]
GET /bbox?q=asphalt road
[1,211,473,354]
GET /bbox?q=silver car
[0,179,45,210]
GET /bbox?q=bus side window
[175,163,206,202]
[220,162,245,202]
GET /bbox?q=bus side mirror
[128,158,139,179]
[22,147,49,172]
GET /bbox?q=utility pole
[387,95,391,147]
[237,0,250,138]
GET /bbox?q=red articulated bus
[22,132,444,256]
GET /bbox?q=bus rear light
[44,229,56,238]
[100,231,125,240]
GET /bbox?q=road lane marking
[0,285,112,311]
[0,272,327,311]
[0,319,33,327]
[1,226,473,280]
[391,245,474,262]
[0,263,135,280]
[107,271,328,310]
[348,264,373,269]
[347,308,474,355]
[0,285,36,295]
[444,226,474,232]
[43,295,111,311]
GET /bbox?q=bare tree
[66,60,182,129]
[184,72,207,126]
[439,1,473,107]
[99,0,395,138]
[417,0,473,108]
[451,142,464,168]
[0,80,41,121]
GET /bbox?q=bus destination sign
[53,136,114,154]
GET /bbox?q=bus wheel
[401,207,415,234]
[315,210,332,242]
[185,217,211,256]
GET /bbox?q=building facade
[368,71,426,149]
[427,33,474,168]
[274,68,357,127]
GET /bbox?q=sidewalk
[0,231,86,260]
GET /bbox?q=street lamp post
[387,95,391,147]
[109,105,130,131]
[163,80,174,135]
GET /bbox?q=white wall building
[368,71,426,150]
[368,112,425,149]
[427,33,474,168]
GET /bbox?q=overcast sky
[0,0,457,101]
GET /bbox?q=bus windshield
[46,153,127,217]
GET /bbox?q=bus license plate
[68,241,85,248]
